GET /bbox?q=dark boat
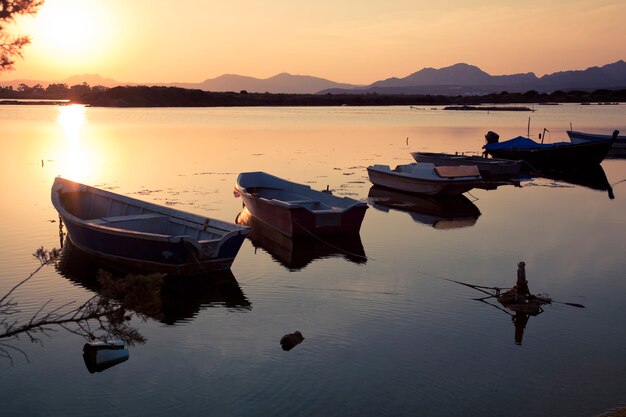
[234,171,368,237]
[482,130,617,170]
[51,177,249,275]
[567,130,626,150]
[410,151,521,179]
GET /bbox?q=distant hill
[2,60,625,95]
[167,73,360,94]
[370,63,537,88]
[61,74,122,87]
[321,61,626,95]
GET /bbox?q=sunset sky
[4,0,626,84]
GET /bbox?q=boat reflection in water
[235,207,367,271]
[367,186,481,229]
[57,238,251,325]
[531,164,614,200]
[83,341,129,374]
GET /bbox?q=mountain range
[2,60,625,95]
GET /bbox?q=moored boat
[483,130,617,170]
[567,130,626,150]
[366,162,483,195]
[51,177,249,275]
[234,171,368,237]
[410,151,521,179]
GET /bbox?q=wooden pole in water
[516,261,530,296]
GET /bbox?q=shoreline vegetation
[1,84,626,107]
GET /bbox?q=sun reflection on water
[56,105,99,182]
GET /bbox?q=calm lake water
[1,104,626,417]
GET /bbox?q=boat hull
[484,139,612,170]
[366,167,481,195]
[61,219,246,275]
[568,130,626,150]
[238,192,367,237]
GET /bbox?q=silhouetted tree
[1,0,44,72]
[45,83,69,96]
[69,82,91,99]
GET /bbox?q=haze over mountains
[2,60,625,95]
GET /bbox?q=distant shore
[2,85,625,107]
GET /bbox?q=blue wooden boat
[51,177,249,275]
[483,131,617,170]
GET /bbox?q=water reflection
[368,186,481,229]
[57,239,251,324]
[236,207,367,271]
[56,104,99,182]
[83,341,129,373]
[449,262,584,345]
[1,247,145,366]
[530,164,614,199]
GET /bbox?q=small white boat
[366,162,483,195]
[51,177,249,275]
[234,172,368,237]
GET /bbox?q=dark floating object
[280,331,304,351]
[83,341,129,373]
[483,130,617,170]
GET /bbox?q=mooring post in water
[516,261,530,296]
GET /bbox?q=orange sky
[4,0,626,84]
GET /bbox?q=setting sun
[16,0,115,73]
